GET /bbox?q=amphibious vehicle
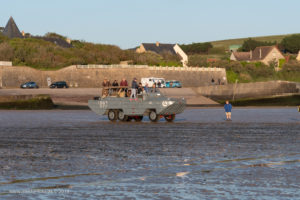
[88,86,186,122]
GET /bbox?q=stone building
[230,46,285,65]
[136,42,188,67]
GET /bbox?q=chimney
[156,41,159,47]
[250,50,252,59]
[259,48,262,59]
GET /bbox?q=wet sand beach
[0,108,300,199]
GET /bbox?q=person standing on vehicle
[130,78,138,100]
[112,80,119,92]
[137,82,143,95]
[120,78,128,87]
[157,81,161,88]
[224,100,232,121]
[102,78,110,97]
[151,83,157,93]
[144,83,149,93]
[102,78,110,87]
[120,78,128,97]
[112,80,119,87]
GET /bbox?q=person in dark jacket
[157,81,161,88]
[130,78,138,100]
[112,80,119,87]
[224,100,232,121]
[112,80,119,92]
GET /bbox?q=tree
[180,42,213,54]
[44,32,66,40]
[281,34,300,53]
[239,38,276,52]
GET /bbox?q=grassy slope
[210,34,296,49]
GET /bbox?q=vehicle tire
[164,114,175,122]
[108,110,117,122]
[149,111,159,122]
[134,116,143,122]
[118,110,128,121]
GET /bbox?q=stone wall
[195,81,299,100]
[0,65,226,88]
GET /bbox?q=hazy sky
[1,0,299,49]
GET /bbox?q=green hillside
[0,33,182,69]
[210,34,297,49]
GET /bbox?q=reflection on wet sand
[0,109,299,199]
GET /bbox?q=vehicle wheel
[164,114,175,122]
[134,116,143,122]
[149,111,159,122]
[108,110,117,121]
[118,110,128,121]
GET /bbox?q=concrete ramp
[160,88,219,106]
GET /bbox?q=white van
[141,77,166,88]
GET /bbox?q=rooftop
[2,17,23,38]
[142,43,176,55]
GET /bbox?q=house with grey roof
[230,46,285,65]
[136,42,188,67]
[2,17,23,38]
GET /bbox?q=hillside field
[210,34,296,49]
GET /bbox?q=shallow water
[0,108,299,199]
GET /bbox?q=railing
[76,65,225,72]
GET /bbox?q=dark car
[20,82,39,89]
[50,81,69,88]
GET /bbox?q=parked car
[50,81,69,88]
[166,80,182,88]
[20,81,39,89]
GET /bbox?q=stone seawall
[0,65,226,88]
[196,81,299,100]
